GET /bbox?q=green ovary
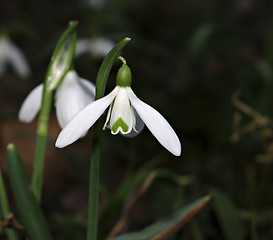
[111,117,129,133]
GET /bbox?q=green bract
[46,21,77,91]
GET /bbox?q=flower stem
[87,124,101,240]
[31,22,77,202]
[86,37,131,240]
[31,89,53,202]
[117,56,127,65]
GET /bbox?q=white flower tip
[18,84,43,123]
[55,135,69,148]
[171,142,182,156]
[18,111,33,123]
[55,141,64,148]
[125,37,131,41]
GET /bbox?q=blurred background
[0,0,273,239]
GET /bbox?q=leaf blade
[212,190,243,240]
[0,168,18,240]
[112,195,211,240]
[95,37,131,100]
[6,144,53,240]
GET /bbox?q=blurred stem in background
[32,21,77,202]
[86,37,131,240]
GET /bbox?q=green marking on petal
[111,117,129,133]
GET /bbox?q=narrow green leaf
[0,168,18,240]
[6,144,53,240]
[212,190,243,240]
[112,195,211,240]
[95,37,131,100]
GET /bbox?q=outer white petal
[55,86,120,148]
[127,88,181,156]
[55,71,95,128]
[18,84,43,122]
[5,39,30,79]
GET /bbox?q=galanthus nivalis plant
[19,70,95,128]
[56,57,181,156]
[0,36,31,79]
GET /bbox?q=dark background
[0,0,273,239]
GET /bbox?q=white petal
[109,87,136,135]
[103,101,113,130]
[80,78,96,97]
[75,39,90,57]
[55,71,95,128]
[122,111,145,138]
[127,88,181,156]
[55,86,120,148]
[6,40,31,79]
[89,38,114,57]
[18,84,43,122]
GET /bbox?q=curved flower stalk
[0,36,30,79]
[75,37,114,58]
[56,58,181,156]
[19,70,95,128]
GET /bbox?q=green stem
[30,22,77,202]
[0,168,18,240]
[31,89,53,202]
[87,124,101,240]
[86,37,131,240]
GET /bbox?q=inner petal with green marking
[111,117,129,133]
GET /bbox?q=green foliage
[0,169,18,240]
[1,0,273,239]
[212,191,243,240]
[6,144,53,240]
[112,195,210,240]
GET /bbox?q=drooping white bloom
[56,64,181,156]
[75,38,114,58]
[0,36,31,79]
[19,70,95,128]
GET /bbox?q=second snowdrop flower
[19,70,95,128]
[56,57,181,156]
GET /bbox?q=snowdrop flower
[56,61,181,156]
[19,70,95,128]
[75,38,114,58]
[0,36,30,79]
